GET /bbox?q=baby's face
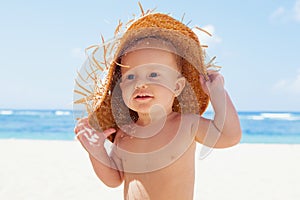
[119,48,185,114]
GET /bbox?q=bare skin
[74,39,242,199]
[115,112,197,200]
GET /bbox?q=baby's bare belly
[123,142,196,200]
[124,171,195,200]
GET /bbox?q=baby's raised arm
[195,71,242,148]
[74,118,123,187]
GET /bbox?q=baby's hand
[200,70,225,96]
[74,118,116,153]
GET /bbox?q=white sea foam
[0,110,13,115]
[247,112,300,121]
[261,113,292,119]
[16,111,44,116]
[247,115,265,120]
[1,110,72,116]
[55,111,71,116]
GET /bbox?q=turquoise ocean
[0,109,300,144]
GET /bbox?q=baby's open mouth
[134,94,154,100]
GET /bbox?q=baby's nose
[135,79,148,89]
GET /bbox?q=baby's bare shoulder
[179,113,206,137]
[180,113,202,126]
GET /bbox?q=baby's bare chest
[118,132,196,172]
[115,114,196,173]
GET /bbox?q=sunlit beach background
[1,0,300,199]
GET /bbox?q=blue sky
[0,0,299,111]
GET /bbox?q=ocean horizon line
[1,109,300,143]
[1,108,300,113]
[1,109,300,121]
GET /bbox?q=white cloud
[273,69,300,94]
[192,24,222,48]
[270,7,286,20]
[270,0,300,23]
[71,47,86,60]
[294,0,300,21]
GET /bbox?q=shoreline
[1,139,299,199]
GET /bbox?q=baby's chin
[133,104,169,115]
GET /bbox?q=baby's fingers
[76,127,115,142]
[207,70,219,81]
[103,128,117,138]
[199,74,209,95]
[76,127,104,147]
[207,71,224,85]
[74,117,89,134]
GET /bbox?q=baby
[74,13,241,200]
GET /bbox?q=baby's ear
[174,77,186,97]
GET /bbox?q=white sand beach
[0,139,299,200]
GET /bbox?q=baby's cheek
[151,79,176,92]
[121,86,133,104]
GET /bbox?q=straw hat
[74,12,211,142]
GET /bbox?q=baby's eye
[126,74,135,80]
[149,72,158,78]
